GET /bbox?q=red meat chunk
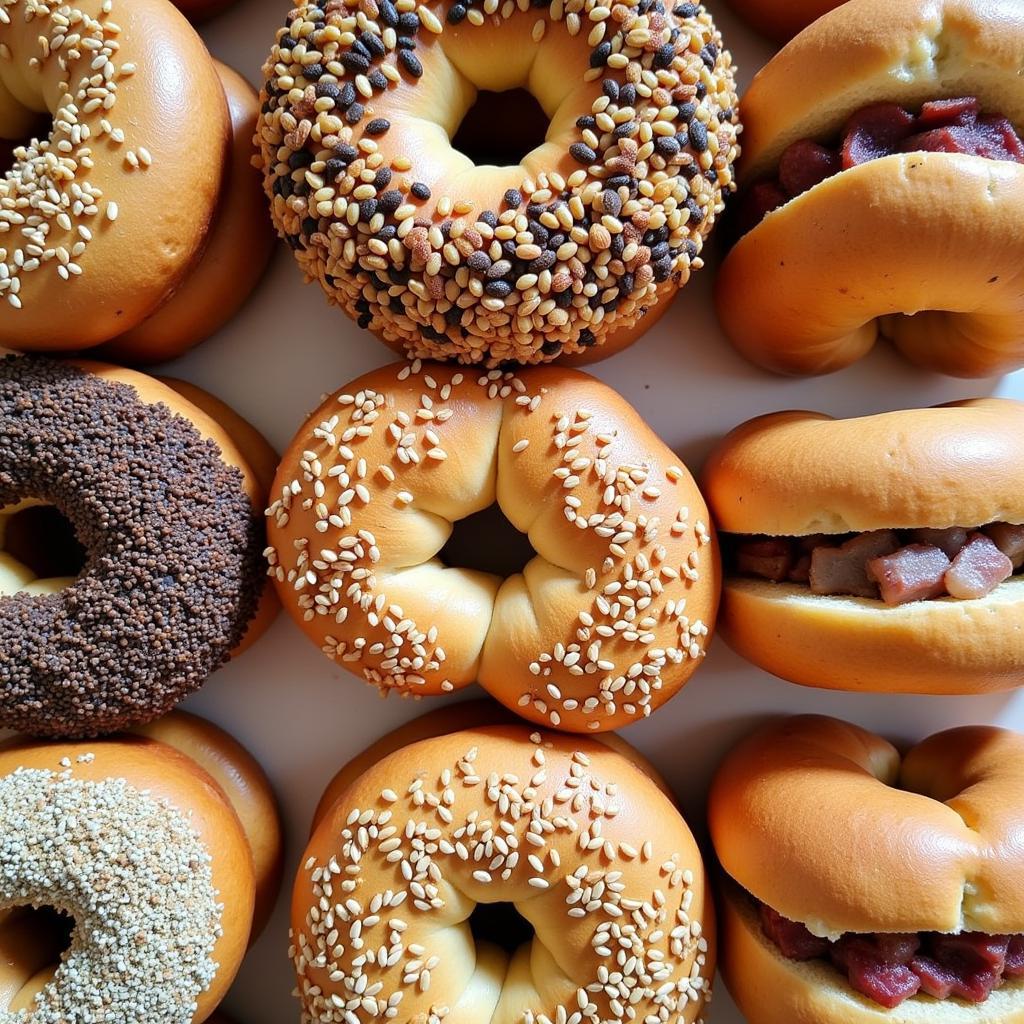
[917,97,981,126]
[913,934,1010,1002]
[910,527,968,560]
[809,530,900,598]
[842,103,916,168]
[1006,936,1024,977]
[735,180,789,237]
[866,544,951,605]
[984,522,1024,570]
[778,139,842,197]
[759,904,829,960]
[944,532,1013,600]
[830,934,922,1008]
[734,537,794,582]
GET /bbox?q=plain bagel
[709,716,1024,1023]
[702,399,1024,694]
[257,0,740,366]
[714,0,1024,378]
[266,360,719,732]
[293,716,714,1024]
[0,0,230,349]
[0,711,283,1023]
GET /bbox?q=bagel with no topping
[293,708,714,1024]
[0,357,276,737]
[709,715,1024,1023]
[266,360,719,732]
[702,399,1024,694]
[714,0,1024,378]
[257,0,740,367]
[0,711,283,1023]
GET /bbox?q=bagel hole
[469,900,535,953]
[1,116,50,175]
[451,88,550,167]
[440,503,534,578]
[9,904,75,965]
[3,504,87,586]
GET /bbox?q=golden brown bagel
[133,711,284,941]
[157,375,280,655]
[267,361,719,732]
[96,62,276,365]
[257,0,740,367]
[724,0,846,43]
[294,722,714,1024]
[0,712,270,1022]
[310,699,675,832]
[709,716,1024,1024]
[702,400,1024,693]
[0,0,229,349]
[715,0,1024,378]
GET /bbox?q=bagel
[0,0,230,349]
[266,360,719,732]
[0,711,283,1023]
[714,0,1024,378]
[0,357,273,737]
[723,0,845,42]
[94,62,277,365]
[293,718,714,1024]
[171,0,239,22]
[256,0,740,367]
[701,399,1024,694]
[709,715,1024,1022]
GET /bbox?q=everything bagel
[709,716,1024,1021]
[293,712,714,1024]
[257,0,740,366]
[266,360,719,732]
[714,0,1024,378]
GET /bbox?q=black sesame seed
[541,339,561,355]
[610,233,625,258]
[445,306,464,325]
[696,81,707,99]
[602,190,622,216]
[302,216,320,236]
[479,210,498,227]
[673,2,699,14]
[602,79,619,102]
[613,121,637,139]
[399,49,424,76]
[398,11,420,31]
[686,197,704,223]
[555,289,573,307]
[380,0,399,23]
[346,103,365,123]
[655,136,680,158]
[376,225,397,241]
[352,40,372,59]
[485,280,513,298]
[650,241,670,262]
[358,313,373,329]
[606,174,632,190]
[503,189,522,209]
[501,240,517,259]
[324,158,347,180]
[620,84,637,106]
[359,199,378,221]
[374,168,392,190]
[689,121,709,151]
[590,41,611,67]
[316,81,342,102]
[620,271,635,294]
[280,33,298,48]
[579,327,597,346]
[334,143,358,163]
[467,251,491,273]
[340,52,370,73]
[288,149,313,169]
[527,202,545,218]
[576,115,598,134]
[411,181,431,200]
[569,142,597,165]
[653,43,675,69]
[529,250,557,272]
[700,42,718,68]
[368,70,389,90]
[397,34,418,48]
[447,3,467,20]
[362,32,386,57]
[340,82,357,108]
[652,255,673,281]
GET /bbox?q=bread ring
[0,357,270,738]
[723,0,845,42]
[256,0,740,367]
[0,0,230,348]
[714,0,1024,378]
[709,716,1024,1023]
[702,399,1024,694]
[266,360,719,732]
[293,720,714,1024]
[0,711,282,1022]
[95,62,277,365]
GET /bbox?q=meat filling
[728,524,1023,605]
[760,903,1024,1008]
[738,97,1024,235]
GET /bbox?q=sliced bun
[719,881,1024,1024]
[708,716,1024,936]
[703,401,1024,535]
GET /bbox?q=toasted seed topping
[0,759,221,1022]
[257,0,739,366]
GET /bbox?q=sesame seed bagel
[722,0,843,43]
[703,400,1024,694]
[293,722,714,1024]
[257,0,740,367]
[714,0,1024,378]
[0,0,230,348]
[310,699,675,831]
[0,357,269,737]
[709,716,1024,1024]
[95,62,277,366]
[266,360,719,732]
[0,712,268,1022]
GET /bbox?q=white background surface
[159,2,1024,1020]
